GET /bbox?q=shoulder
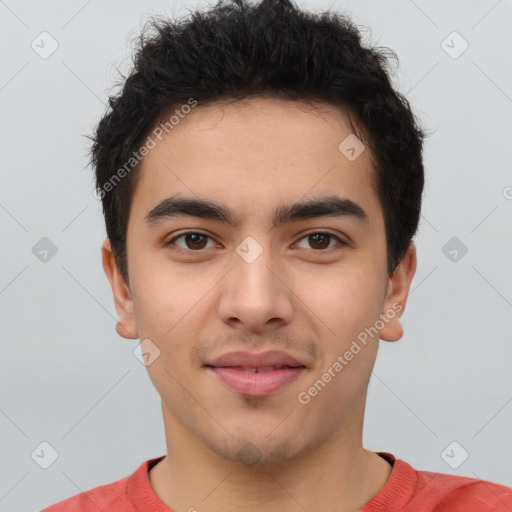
[374,453,512,512]
[39,457,162,512]
[40,477,130,511]
[40,457,164,511]
[409,463,512,511]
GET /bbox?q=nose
[217,238,294,333]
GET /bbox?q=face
[103,97,416,468]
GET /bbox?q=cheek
[296,265,383,341]
[131,259,206,337]
[300,274,382,413]
[131,270,215,391]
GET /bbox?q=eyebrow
[144,194,369,229]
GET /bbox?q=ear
[379,242,417,342]
[101,238,139,339]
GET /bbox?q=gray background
[0,0,511,510]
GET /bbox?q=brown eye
[166,232,215,251]
[295,232,345,251]
[308,233,330,250]
[184,233,208,250]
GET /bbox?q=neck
[149,406,392,512]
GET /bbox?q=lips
[219,365,296,373]
[206,350,307,369]
[204,350,307,397]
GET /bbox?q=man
[42,0,512,510]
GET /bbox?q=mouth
[203,351,309,397]
[205,364,305,372]
[205,366,306,397]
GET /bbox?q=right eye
[164,231,218,252]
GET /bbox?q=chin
[204,432,308,470]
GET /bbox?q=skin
[102,96,417,512]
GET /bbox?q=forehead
[130,96,380,228]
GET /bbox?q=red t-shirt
[41,452,512,511]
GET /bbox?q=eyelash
[164,230,347,253]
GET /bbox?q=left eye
[294,232,344,251]
[166,231,344,252]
